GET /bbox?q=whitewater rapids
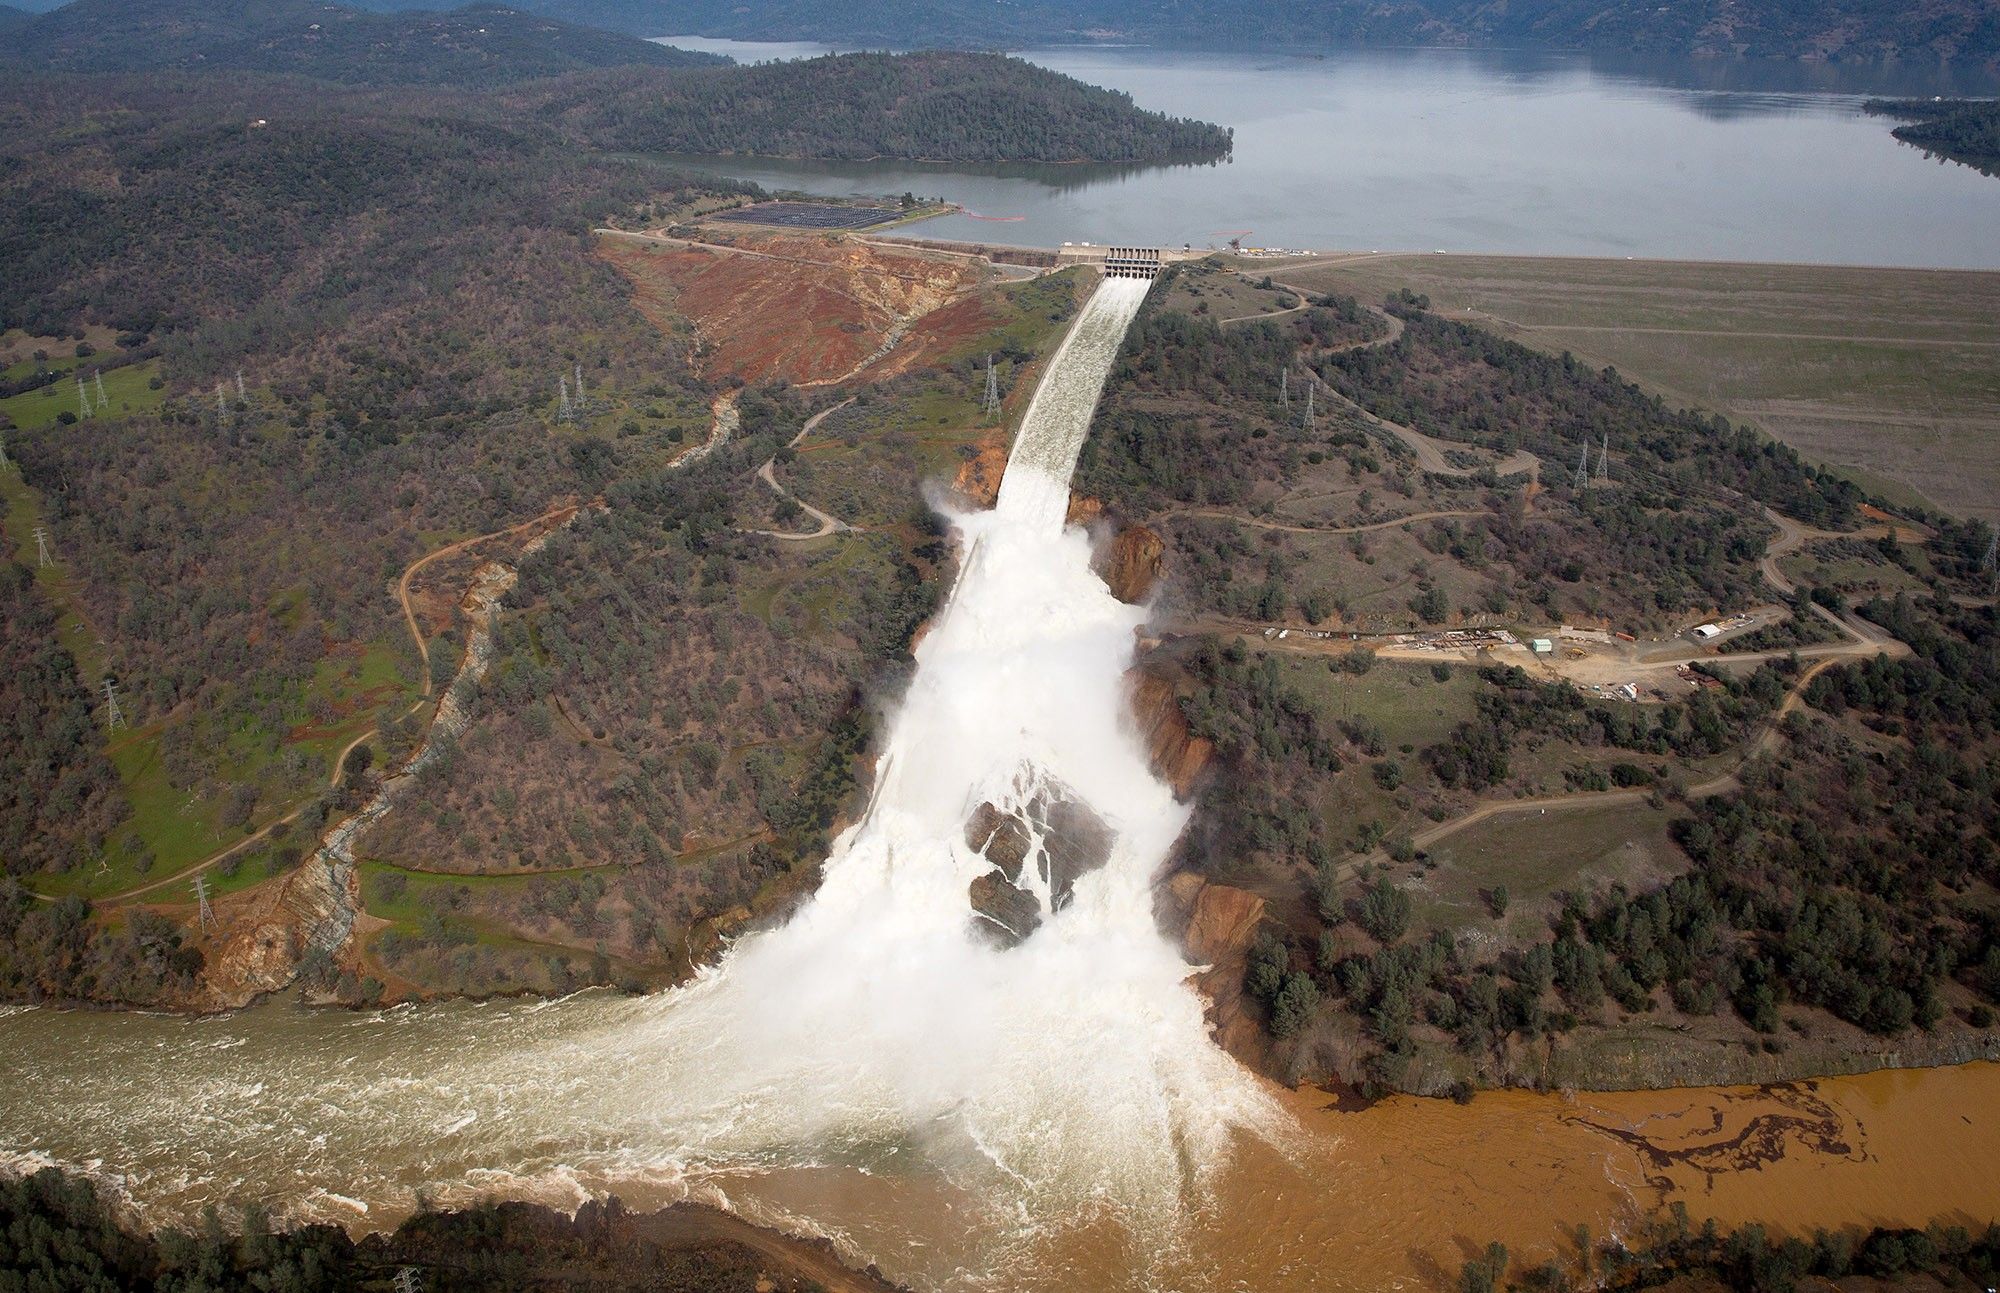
[0,274,1287,1286]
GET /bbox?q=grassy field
[1409,800,1687,948]
[1281,655,1483,751]
[0,358,166,430]
[1270,253,2000,521]
[1160,260,1298,322]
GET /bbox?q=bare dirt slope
[599,232,987,386]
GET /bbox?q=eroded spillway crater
[963,784,1114,948]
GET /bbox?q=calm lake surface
[656,38,2000,269]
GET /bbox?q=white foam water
[0,274,1286,1287]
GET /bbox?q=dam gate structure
[1103,247,1163,279]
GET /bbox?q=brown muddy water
[0,996,1994,1291]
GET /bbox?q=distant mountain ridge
[493,0,2000,63]
[0,0,725,83]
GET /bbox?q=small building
[1531,638,1554,655]
[1690,623,1722,641]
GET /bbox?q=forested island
[1867,97,2000,178]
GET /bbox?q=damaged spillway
[0,274,1285,1290]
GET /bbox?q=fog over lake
[656,38,2000,269]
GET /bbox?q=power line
[31,526,53,567]
[192,874,215,934]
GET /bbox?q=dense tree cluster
[1077,294,1385,511]
[1809,593,2000,735]
[0,558,126,875]
[1424,663,1781,790]
[1867,97,2000,179]
[1325,303,1859,529]
[0,80,735,344]
[1468,1205,2000,1293]
[1083,284,1795,626]
[0,1168,867,1292]
[0,78,749,882]
[0,882,203,1005]
[565,51,1233,163]
[1175,637,1348,876]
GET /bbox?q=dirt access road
[1213,271,1542,483]
[744,397,859,541]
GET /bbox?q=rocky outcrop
[1128,671,1212,800]
[1158,871,1268,1069]
[1065,494,1103,527]
[949,442,1007,510]
[200,855,359,1008]
[963,792,1115,948]
[1094,523,1163,604]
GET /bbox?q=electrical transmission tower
[574,363,586,404]
[31,526,52,567]
[216,382,230,423]
[982,354,999,416]
[1983,530,1997,596]
[192,874,215,934]
[1279,366,1289,409]
[1302,381,1315,432]
[1597,432,1610,484]
[235,370,246,402]
[103,677,126,730]
[0,431,12,471]
[77,376,92,418]
[557,375,575,424]
[94,370,108,409]
[1572,442,1591,492]
[393,1268,423,1293]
